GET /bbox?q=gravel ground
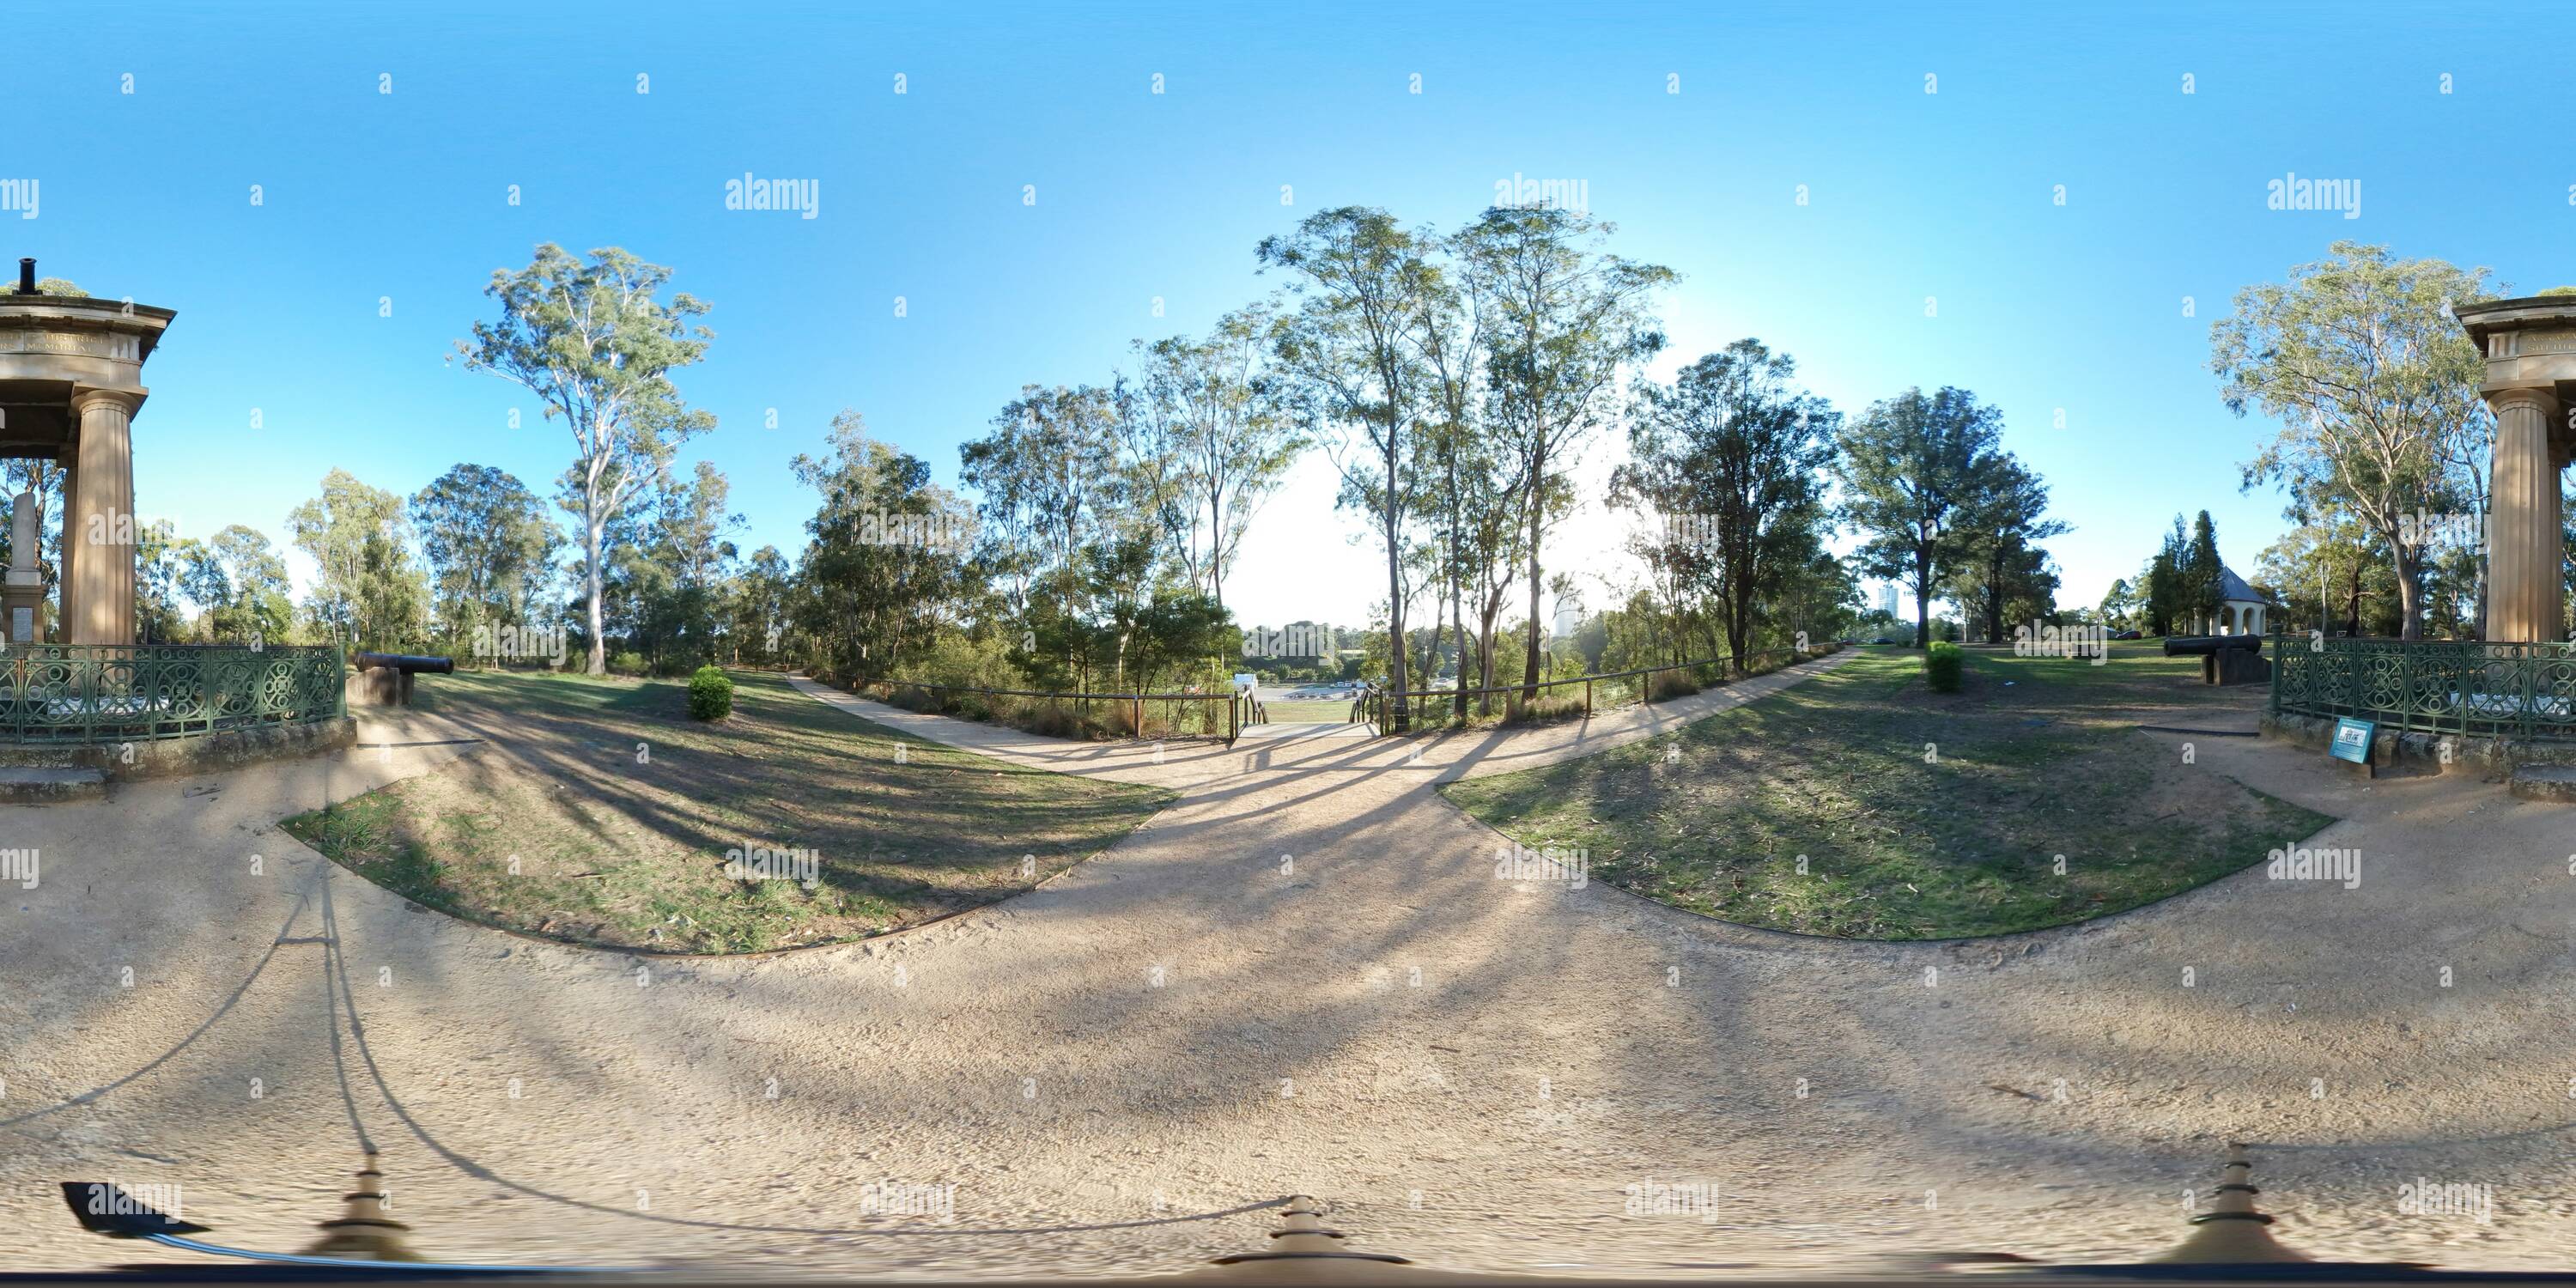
[7,652,2576,1276]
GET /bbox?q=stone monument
[2,489,43,645]
[0,258,173,646]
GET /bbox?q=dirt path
[9,653,2575,1274]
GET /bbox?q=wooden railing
[830,674,1243,742]
[1356,645,1830,734]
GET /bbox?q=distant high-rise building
[1877,583,1900,617]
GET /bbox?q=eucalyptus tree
[726,545,794,664]
[1127,304,1304,617]
[1944,452,2067,644]
[1412,244,1519,715]
[1454,204,1674,697]
[288,469,429,650]
[171,525,294,645]
[794,410,975,677]
[960,383,1125,685]
[2213,241,2493,640]
[624,461,742,667]
[411,463,562,647]
[1616,339,1839,669]
[1835,386,2007,648]
[1259,208,1442,728]
[455,244,716,673]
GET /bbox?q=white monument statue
[6,491,36,585]
[3,490,37,646]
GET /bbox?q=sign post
[2328,716,2376,777]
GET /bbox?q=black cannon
[2160,634,2263,657]
[2161,635,2267,685]
[348,652,453,707]
[353,652,455,675]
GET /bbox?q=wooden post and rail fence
[828,644,1832,746]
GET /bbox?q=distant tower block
[303,1151,422,1262]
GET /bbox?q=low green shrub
[607,651,649,677]
[687,665,734,720]
[1924,641,1965,693]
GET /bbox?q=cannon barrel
[2161,635,2263,657]
[353,651,455,674]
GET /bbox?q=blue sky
[8,1,2560,632]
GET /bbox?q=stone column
[55,458,75,643]
[64,390,138,647]
[2486,387,2564,644]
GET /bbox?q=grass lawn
[283,670,1176,954]
[1439,646,2334,939]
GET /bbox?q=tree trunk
[1522,453,1545,701]
[584,515,607,675]
[1383,495,1408,735]
[1477,583,1507,718]
[1985,546,2007,645]
[1913,550,1933,648]
[1450,570,1468,720]
[2392,544,2423,641]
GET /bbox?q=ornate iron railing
[2269,630,2576,741]
[0,643,345,743]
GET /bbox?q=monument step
[0,765,106,805]
[0,742,100,768]
[2509,764,2576,803]
[0,745,96,769]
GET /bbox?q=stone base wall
[2261,709,2521,776]
[0,716,357,781]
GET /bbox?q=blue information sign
[2328,717,2375,765]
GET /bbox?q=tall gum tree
[1454,204,1673,699]
[454,244,714,674]
[1835,386,2006,648]
[1616,339,1838,670]
[2212,241,2492,641]
[1260,208,1439,731]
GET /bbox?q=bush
[1005,697,1091,739]
[607,651,649,677]
[1503,695,1589,727]
[687,665,735,720]
[1924,641,1965,693]
[884,683,941,714]
[1648,671,1703,702]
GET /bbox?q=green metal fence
[0,643,345,743]
[2269,630,2576,741]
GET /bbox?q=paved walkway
[8,654,2576,1273]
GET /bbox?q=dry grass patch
[283,670,1175,953]
[1442,647,2330,939]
